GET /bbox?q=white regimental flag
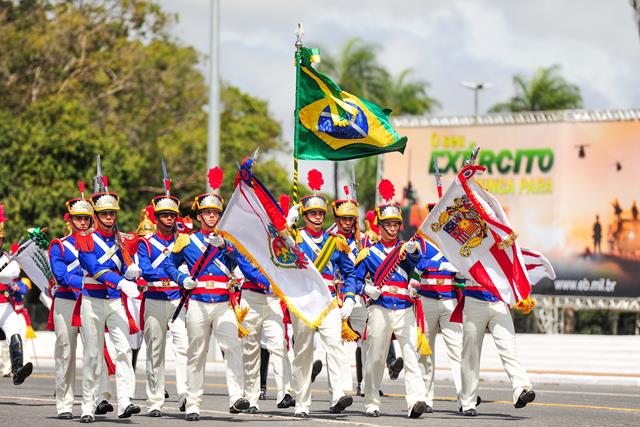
[419,165,533,304]
[15,237,53,308]
[217,163,334,328]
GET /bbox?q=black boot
[131,348,140,372]
[259,347,270,400]
[10,334,32,385]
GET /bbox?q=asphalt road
[1,369,639,426]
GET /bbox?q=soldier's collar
[96,228,114,238]
[303,227,323,238]
[154,231,174,241]
[380,238,398,248]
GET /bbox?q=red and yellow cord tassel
[26,325,37,339]
[416,328,432,356]
[341,319,360,342]
[514,296,537,315]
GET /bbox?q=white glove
[124,263,142,280]
[183,277,197,290]
[209,235,225,248]
[439,261,459,273]
[284,235,296,249]
[178,264,189,274]
[364,284,381,300]
[118,279,140,299]
[403,241,419,254]
[286,204,302,228]
[340,298,356,319]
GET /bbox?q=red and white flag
[521,247,556,285]
[419,165,532,304]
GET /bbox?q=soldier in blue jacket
[49,190,114,419]
[355,198,429,418]
[163,187,267,421]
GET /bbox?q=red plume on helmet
[78,181,85,199]
[208,166,224,192]
[279,194,291,213]
[0,203,6,223]
[365,210,380,234]
[145,205,157,224]
[378,179,395,203]
[307,169,324,192]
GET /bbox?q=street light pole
[461,81,492,116]
[207,0,220,185]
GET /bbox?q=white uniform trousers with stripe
[460,297,532,410]
[80,296,135,417]
[184,299,244,414]
[242,290,291,408]
[364,305,427,415]
[291,305,344,414]
[143,298,188,412]
[417,296,463,407]
[54,298,111,415]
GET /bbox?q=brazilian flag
[294,47,408,161]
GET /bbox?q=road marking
[13,376,640,415]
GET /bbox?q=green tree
[490,65,583,112]
[0,0,290,246]
[316,38,439,211]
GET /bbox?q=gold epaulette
[172,234,190,253]
[334,234,351,253]
[354,247,370,266]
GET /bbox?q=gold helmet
[376,179,402,223]
[301,168,327,213]
[332,185,359,217]
[152,195,180,215]
[193,166,225,212]
[137,205,156,237]
[91,192,120,212]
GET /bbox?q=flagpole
[292,23,304,203]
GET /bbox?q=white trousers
[460,298,532,410]
[291,306,344,413]
[364,305,427,414]
[0,338,9,376]
[185,300,244,414]
[418,296,462,407]
[0,302,20,338]
[127,297,144,350]
[242,291,291,408]
[80,296,135,416]
[54,298,111,414]
[143,298,188,412]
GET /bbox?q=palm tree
[490,65,583,112]
[315,38,439,208]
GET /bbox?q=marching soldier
[459,276,535,416]
[354,180,429,418]
[76,181,143,422]
[285,169,356,417]
[137,187,189,417]
[163,167,263,421]
[414,207,465,411]
[48,186,114,418]
[0,203,33,386]
[240,264,295,412]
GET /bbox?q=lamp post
[460,81,492,116]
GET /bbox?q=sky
[156,0,640,187]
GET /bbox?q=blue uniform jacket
[138,232,182,301]
[297,228,357,301]
[163,231,268,303]
[356,239,420,310]
[415,239,462,300]
[49,235,85,301]
[78,230,127,299]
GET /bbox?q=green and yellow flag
[294,47,408,161]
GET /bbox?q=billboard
[385,111,640,298]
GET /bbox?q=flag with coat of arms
[294,46,408,161]
[418,165,536,306]
[216,158,335,328]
